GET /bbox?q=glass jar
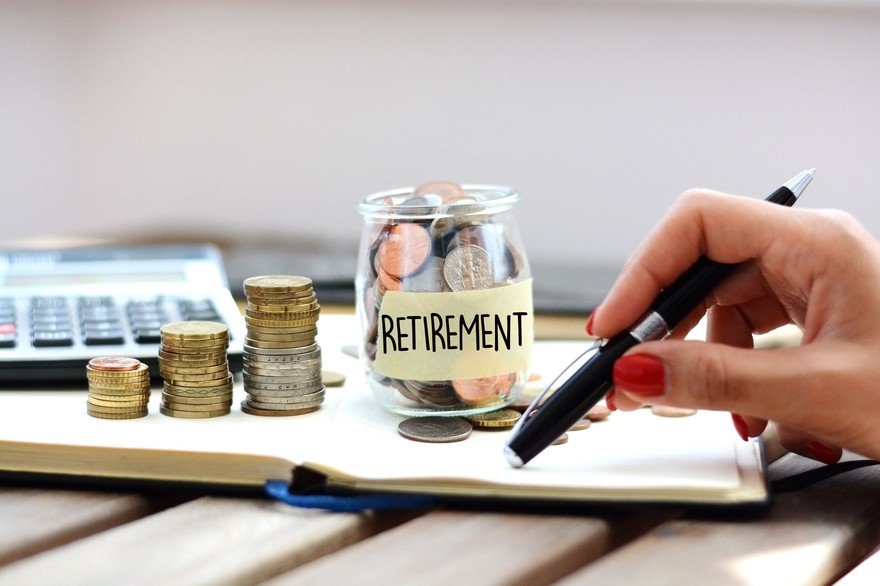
[355,183,534,416]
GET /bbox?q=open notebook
[0,314,769,507]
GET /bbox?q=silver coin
[243,384,324,398]
[246,390,325,405]
[242,379,324,392]
[243,371,321,384]
[243,350,321,364]
[403,257,445,292]
[162,382,234,396]
[246,397,325,410]
[243,364,323,377]
[442,245,494,291]
[397,416,473,443]
[243,358,322,370]
[242,343,319,356]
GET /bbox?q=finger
[777,425,841,465]
[591,190,809,339]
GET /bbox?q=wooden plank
[557,453,880,586]
[0,487,169,565]
[265,509,678,586]
[0,496,416,585]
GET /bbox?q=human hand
[588,189,880,464]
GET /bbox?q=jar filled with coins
[356,182,534,416]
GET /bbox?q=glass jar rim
[357,184,520,220]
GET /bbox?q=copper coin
[377,223,432,278]
[568,418,592,431]
[586,403,612,421]
[551,432,569,446]
[87,357,141,372]
[651,405,698,418]
[413,181,466,203]
[397,417,472,443]
[452,373,516,406]
[377,265,404,293]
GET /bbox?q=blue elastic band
[264,480,436,512]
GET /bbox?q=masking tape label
[374,279,533,380]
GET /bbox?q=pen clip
[511,340,604,437]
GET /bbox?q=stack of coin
[241,275,324,416]
[158,321,232,418]
[86,356,151,420]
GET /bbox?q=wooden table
[0,448,878,585]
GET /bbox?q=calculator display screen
[4,272,186,288]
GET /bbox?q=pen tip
[808,167,816,175]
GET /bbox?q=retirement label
[375,279,533,380]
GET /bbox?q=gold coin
[163,382,233,396]
[160,337,228,350]
[86,363,149,378]
[244,337,316,349]
[162,370,232,384]
[246,301,319,314]
[243,275,312,294]
[245,324,317,335]
[87,378,150,391]
[162,392,233,405]
[246,293,317,307]
[159,321,229,341]
[89,390,150,402]
[88,397,151,408]
[244,316,319,329]
[321,370,346,387]
[163,374,233,388]
[464,408,521,429]
[87,407,148,420]
[161,399,233,412]
[159,405,230,419]
[87,356,141,372]
[86,401,148,414]
[240,400,320,417]
[158,362,229,376]
[246,306,319,319]
[158,350,228,365]
[245,329,317,343]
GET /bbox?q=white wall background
[1,0,879,266]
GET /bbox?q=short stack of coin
[241,275,324,416]
[158,321,232,419]
[86,356,151,420]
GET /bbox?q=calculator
[0,245,245,382]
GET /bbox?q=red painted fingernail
[613,354,665,396]
[605,390,617,411]
[585,312,596,337]
[805,440,839,466]
[731,413,748,442]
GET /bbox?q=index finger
[590,189,805,338]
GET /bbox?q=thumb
[611,340,833,426]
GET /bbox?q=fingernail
[731,413,748,442]
[613,354,665,396]
[585,312,596,337]
[605,390,617,411]
[805,440,839,466]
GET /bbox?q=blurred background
[1,0,878,310]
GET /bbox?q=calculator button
[134,329,162,344]
[33,331,74,347]
[79,296,115,307]
[32,321,74,332]
[185,311,221,321]
[81,319,123,330]
[81,308,119,320]
[31,297,68,309]
[32,307,71,318]
[0,309,14,321]
[131,319,163,331]
[0,323,15,348]
[83,330,125,346]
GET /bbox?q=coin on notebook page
[651,405,698,418]
[397,417,473,443]
[88,356,141,372]
[464,408,521,429]
[321,370,345,387]
[443,245,494,291]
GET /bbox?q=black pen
[504,169,815,468]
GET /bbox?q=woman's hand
[589,189,880,464]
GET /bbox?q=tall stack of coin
[241,275,324,416]
[158,321,232,418]
[86,356,151,419]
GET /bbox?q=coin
[161,399,233,412]
[651,405,698,418]
[245,324,317,335]
[443,244,494,291]
[88,356,140,372]
[568,418,592,431]
[551,432,569,446]
[413,181,466,202]
[159,405,230,419]
[377,223,432,279]
[246,301,319,314]
[162,370,232,383]
[87,407,148,420]
[160,337,229,349]
[166,374,233,388]
[244,316,319,329]
[86,401,147,415]
[159,392,231,405]
[321,370,345,387]
[159,321,229,341]
[397,417,472,443]
[158,350,228,365]
[163,382,233,396]
[89,390,150,401]
[464,408,521,429]
[586,403,612,421]
[402,257,445,292]
[158,362,229,376]
[243,275,312,294]
[243,350,321,364]
[243,343,319,356]
[88,397,151,408]
[240,400,320,417]
[242,380,324,393]
[243,385,324,397]
[452,373,516,406]
[245,393,325,408]
[87,363,150,379]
